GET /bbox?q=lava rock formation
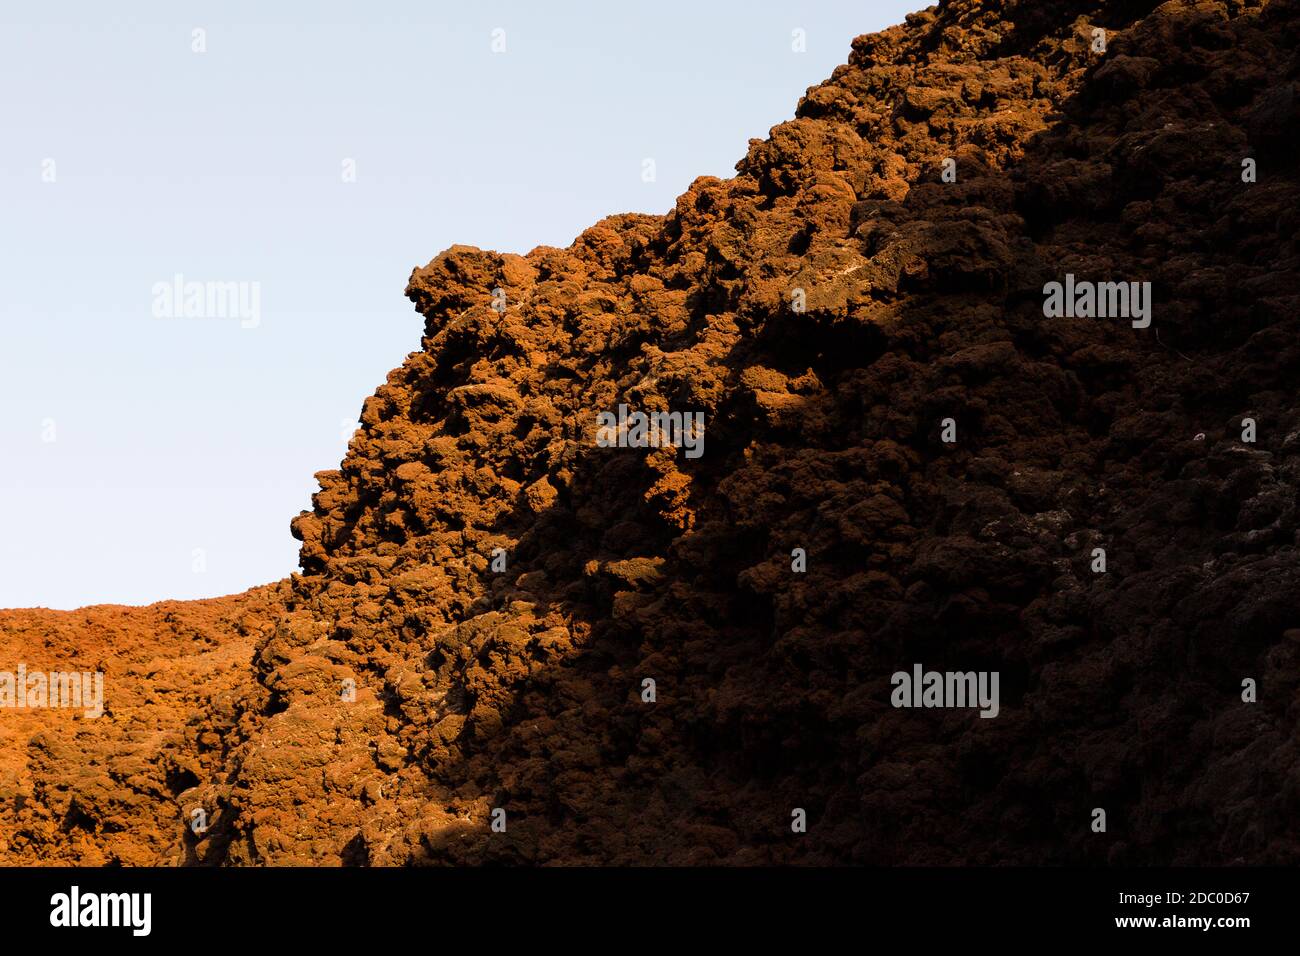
[3,0,1299,866]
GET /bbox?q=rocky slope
[0,587,286,864]
[3,0,1299,865]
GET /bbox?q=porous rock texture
[3,0,1299,865]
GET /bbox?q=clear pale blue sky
[0,0,919,609]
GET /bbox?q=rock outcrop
[3,0,1299,865]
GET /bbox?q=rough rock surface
[3,0,1299,865]
[0,588,286,864]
